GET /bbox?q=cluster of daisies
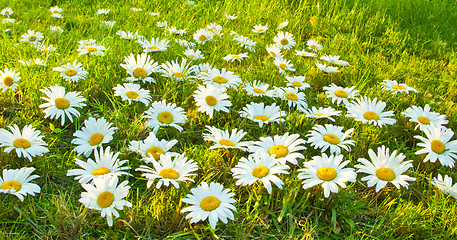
[2,4,457,230]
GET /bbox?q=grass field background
[1,0,457,238]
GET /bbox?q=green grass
[1,0,457,238]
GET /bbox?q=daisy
[196,63,213,76]
[266,44,283,58]
[252,24,268,33]
[232,152,289,194]
[244,80,275,97]
[72,117,117,157]
[113,83,151,105]
[346,96,396,127]
[240,102,286,127]
[35,43,56,54]
[131,7,142,11]
[184,48,205,61]
[0,124,49,161]
[193,84,232,118]
[225,14,237,20]
[160,58,197,81]
[0,68,20,92]
[143,99,187,133]
[298,153,356,198]
[156,21,167,28]
[116,30,140,40]
[284,76,310,90]
[203,126,248,150]
[275,87,308,111]
[306,124,355,155]
[101,21,115,28]
[39,85,86,126]
[277,21,289,29]
[193,28,213,44]
[20,30,44,45]
[307,39,322,52]
[0,167,40,202]
[432,174,457,199]
[79,175,131,227]
[49,6,62,14]
[67,147,131,184]
[248,132,306,165]
[316,62,339,74]
[181,182,236,229]
[274,31,296,49]
[77,42,106,56]
[136,153,198,189]
[96,9,110,15]
[273,57,295,74]
[355,146,416,192]
[149,12,160,16]
[304,106,341,122]
[3,18,15,24]
[200,68,242,89]
[78,39,97,48]
[1,7,12,16]
[52,60,88,82]
[381,80,418,94]
[18,58,46,67]
[323,83,359,105]
[320,55,350,66]
[206,23,223,32]
[414,124,457,167]
[222,53,249,62]
[129,132,179,160]
[120,53,159,83]
[402,104,448,131]
[175,39,196,48]
[295,50,317,58]
[233,35,257,52]
[49,26,64,33]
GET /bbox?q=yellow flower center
[254,115,269,122]
[311,45,317,50]
[64,69,77,76]
[3,76,14,86]
[268,144,289,158]
[317,167,337,181]
[157,111,174,124]
[126,91,139,99]
[55,98,70,109]
[334,90,348,98]
[252,166,269,178]
[87,47,97,52]
[53,10,59,14]
[1,180,22,192]
[205,96,217,106]
[199,35,206,41]
[279,64,287,70]
[285,92,298,101]
[431,140,445,154]
[292,81,302,87]
[219,139,235,147]
[173,72,184,78]
[314,113,324,117]
[149,46,159,50]
[280,39,288,45]
[269,51,277,57]
[231,55,240,59]
[213,76,227,84]
[28,36,37,42]
[323,134,340,145]
[392,85,406,90]
[253,88,265,94]
[363,111,379,121]
[13,138,31,149]
[97,191,114,208]
[375,167,395,181]
[417,116,430,125]
[133,68,148,78]
[200,196,220,211]
[189,55,196,58]
[88,133,104,146]
[146,146,164,160]
[92,167,111,176]
[4,11,9,15]
[257,29,264,32]
[159,168,179,179]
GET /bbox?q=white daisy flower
[129,132,179,161]
[206,22,223,32]
[156,21,167,28]
[67,147,131,184]
[203,126,248,150]
[159,58,197,81]
[323,83,359,105]
[304,106,341,122]
[52,60,88,82]
[193,28,213,44]
[113,83,151,105]
[432,174,457,199]
[175,39,196,48]
[196,63,213,77]
[39,85,86,126]
[143,99,187,133]
[34,43,56,55]
[20,30,44,45]
[252,24,268,33]
[273,31,296,49]
[116,30,140,40]
[233,35,257,52]
[414,124,457,167]
[240,102,286,127]
[296,50,317,58]
[381,80,418,94]
[320,55,350,66]
[225,14,237,20]
[3,18,15,24]
[49,6,62,14]
[307,39,322,52]
[285,76,310,90]
[275,87,308,111]
[18,58,46,67]
[77,39,97,48]
[0,167,40,202]
[49,26,64,33]
[79,175,131,227]
[181,182,236,229]
[298,153,356,198]
[131,7,142,12]
[355,146,416,192]
[402,104,448,131]
[136,153,198,189]
[0,124,49,161]
[101,21,115,28]
[277,20,288,29]
[273,57,295,74]
[200,68,242,90]
[306,124,355,155]
[96,9,110,15]
[248,132,306,165]
[1,7,13,16]
[120,53,159,83]
[232,152,289,194]
[222,53,249,62]
[266,44,283,58]
[0,68,20,92]
[149,12,160,16]
[244,80,275,97]
[316,62,339,74]
[77,43,106,56]
[184,48,205,61]
[72,117,117,157]
[193,84,232,118]
[346,96,396,127]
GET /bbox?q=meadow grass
[1,0,457,239]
